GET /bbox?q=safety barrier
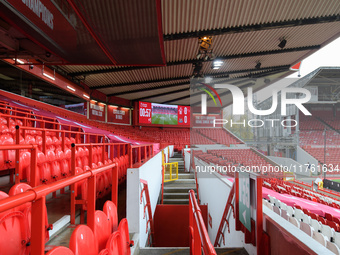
[0,161,117,255]
[163,162,178,182]
[214,183,235,247]
[0,112,83,132]
[129,144,154,167]
[70,142,128,224]
[189,189,216,255]
[16,125,106,154]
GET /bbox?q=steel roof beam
[69,46,319,77]
[164,15,340,41]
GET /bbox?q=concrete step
[139,247,248,255]
[164,173,194,179]
[163,198,189,204]
[163,192,195,199]
[163,186,196,193]
[164,178,195,184]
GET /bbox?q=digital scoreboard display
[139,101,190,126]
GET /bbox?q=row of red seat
[195,128,242,146]
[0,183,52,255]
[264,179,340,210]
[46,201,133,255]
[17,147,129,197]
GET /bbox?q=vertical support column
[61,132,66,151]
[102,145,105,163]
[30,146,38,187]
[138,147,141,164]
[128,144,132,168]
[31,196,46,255]
[235,171,241,231]
[256,177,263,255]
[42,130,46,154]
[87,174,96,232]
[112,164,118,206]
[70,144,76,224]
[15,125,20,184]
[144,146,147,161]
[110,144,114,161]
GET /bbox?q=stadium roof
[1,0,340,105]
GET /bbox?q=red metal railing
[140,179,155,246]
[0,112,82,132]
[189,189,216,255]
[69,142,127,224]
[16,126,106,153]
[0,161,117,255]
[214,183,235,247]
[128,144,154,167]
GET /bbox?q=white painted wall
[195,158,251,251]
[183,149,191,172]
[127,149,163,247]
[268,156,310,176]
[296,146,319,176]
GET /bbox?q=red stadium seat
[325,212,334,222]
[46,246,74,255]
[69,225,98,255]
[8,183,52,243]
[103,201,118,233]
[118,218,133,255]
[94,210,111,251]
[0,211,29,255]
[8,183,31,212]
[19,151,31,181]
[98,248,110,255]
[37,151,51,184]
[106,231,122,255]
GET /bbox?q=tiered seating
[299,113,326,131]
[0,184,52,255]
[299,130,340,146]
[190,129,215,144]
[303,147,340,173]
[209,149,273,172]
[263,179,340,208]
[195,128,242,146]
[50,201,133,255]
[264,196,340,254]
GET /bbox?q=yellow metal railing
[164,162,179,182]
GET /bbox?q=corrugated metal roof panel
[161,0,340,35]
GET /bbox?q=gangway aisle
[163,152,196,204]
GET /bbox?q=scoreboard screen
[139,101,190,126]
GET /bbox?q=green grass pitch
[152,114,178,125]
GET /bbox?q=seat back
[119,218,131,255]
[103,201,118,233]
[9,183,32,212]
[46,246,74,255]
[327,241,340,255]
[313,232,327,246]
[106,231,122,255]
[299,221,313,237]
[98,248,110,255]
[69,225,98,255]
[289,216,300,228]
[0,211,28,255]
[94,210,111,252]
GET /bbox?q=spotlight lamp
[278,38,287,49]
[255,62,261,69]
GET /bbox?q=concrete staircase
[163,152,196,204]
